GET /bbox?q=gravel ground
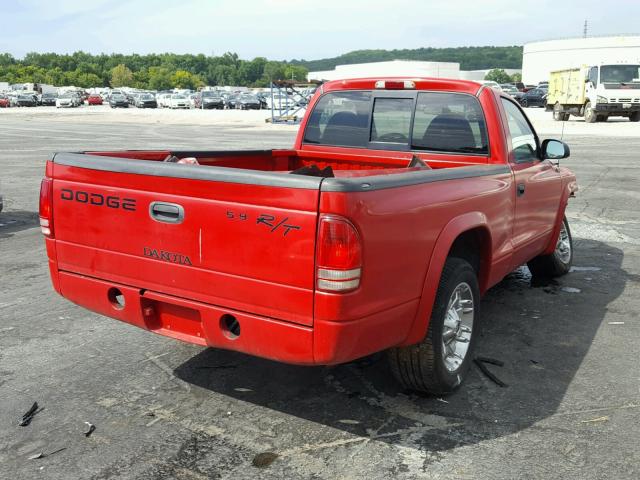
[0,108,639,479]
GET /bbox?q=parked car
[7,93,19,107]
[41,93,57,106]
[87,94,103,105]
[168,94,190,109]
[196,91,224,109]
[223,93,239,109]
[56,92,78,108]
[135,93,158,109]
[500,84,519,96]
[235,93,262,110]
[56,93,75,108]
[480,80,503,92]
[0,95,10,108]
[266,92,296,110]
[16,94,37,107]
[109,92,129,108]
[255,92,269,109]
[519,88,547,108]
[40,77,577,395]
[156,93,171,108]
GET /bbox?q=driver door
[500,98,562,268]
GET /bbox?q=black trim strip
[52,153,323,190]
[321,164,511,192]
[170,149,276,157]
[52,153,511,194]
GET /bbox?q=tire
[553,103,566,121]
[527,217,573,278]
[630,112,640,122]
[521,99,528,107]
[388,257,480,395]
[584,102,597,123]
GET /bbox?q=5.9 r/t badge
[226,210,301,237]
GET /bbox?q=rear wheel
[630,112,640,122]
[521,99,528,108]
[388,257,480,394]
[584,102,597,123]
[553,103,569,121]
[527,217,573,277]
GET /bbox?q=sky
[1,0,639,61]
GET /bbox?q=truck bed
[45,147,511,364]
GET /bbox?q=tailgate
[51,153,322,326]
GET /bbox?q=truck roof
[320,77,483,95]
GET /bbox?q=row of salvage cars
[1,88,311,111]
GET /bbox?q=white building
[522,35,640,84]
[308,60,521,83]
[308,60,461,82]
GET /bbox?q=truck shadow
[174,238,631,452]
[0,210,39,239]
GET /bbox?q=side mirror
[541,139,570,160]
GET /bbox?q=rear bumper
[55,270,417,365]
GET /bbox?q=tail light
[375,80,415,90]
[316,215,362,292]
[39,178,54,237]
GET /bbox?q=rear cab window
[303,90,489,156]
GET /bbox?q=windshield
[600,65,640,84]
[172,94,186,99]
[141,94,154,99]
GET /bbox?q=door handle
[149,202,184,224]
[517,183,526,197]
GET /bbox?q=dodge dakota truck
[40,78,577,394]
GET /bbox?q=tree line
[0,46,524,90]
[291,46,523,72]
[0,52,308,89]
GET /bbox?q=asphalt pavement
[1,113,639,480]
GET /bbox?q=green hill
[289,46,523,72]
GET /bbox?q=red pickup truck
[40,78,577,393]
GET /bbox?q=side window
[588,66,598,85]
[303,91,371,147]
[411,92,488,154]
[501,98,538,162]
[370,98,413,144]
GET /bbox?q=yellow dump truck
[547,64,640,123]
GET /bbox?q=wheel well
[448,228,491,292]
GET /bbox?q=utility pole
[583,19,588,38]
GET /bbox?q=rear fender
[399,212,491,346]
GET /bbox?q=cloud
[2,0,640,59]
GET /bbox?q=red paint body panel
[43,77,577,365]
